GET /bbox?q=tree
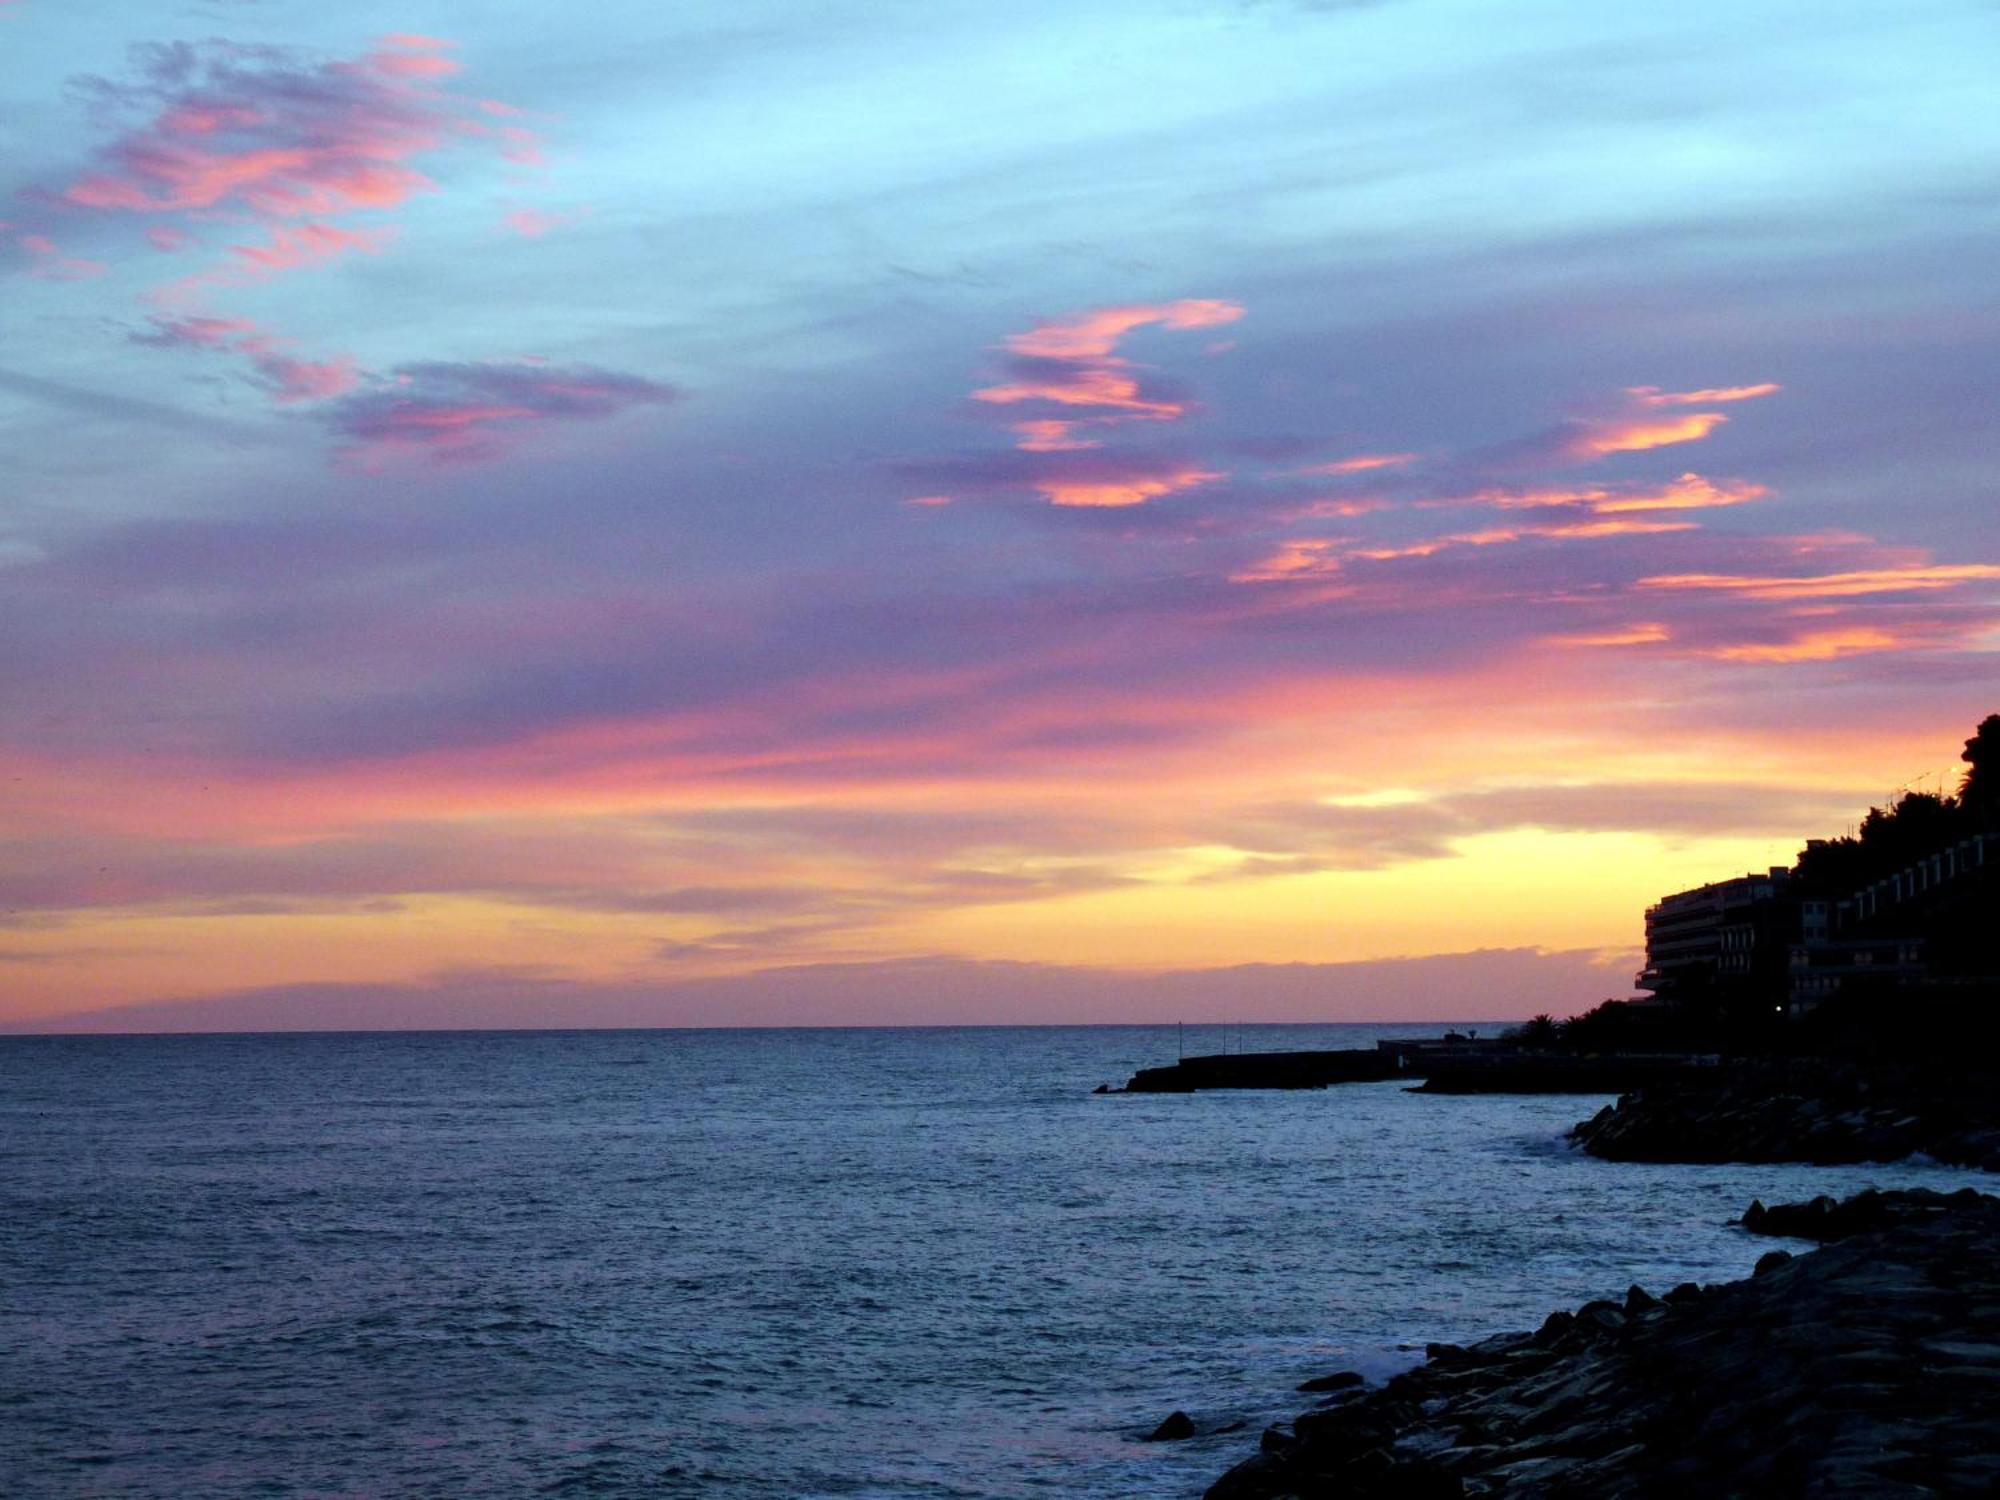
[1961,713,2000,829]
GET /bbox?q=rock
[1198,1190,2000,1499]
[1296,1369,1364,1392]
[1754,1249,1794,1275]
[1569,1059,2000,1171]
[1145,1409,1196,1442]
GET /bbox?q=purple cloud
[324,360,679,464]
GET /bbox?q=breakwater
[1109,1040,1718,1095]
[1115,1048,1401,1092]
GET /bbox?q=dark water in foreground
[2,1025,1990,1497]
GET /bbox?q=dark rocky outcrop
[1203,1190,2000,1499]
[1570,1058,2000,1169]
[1741,1184,1992,1242]
[1144,1410,1196,1442]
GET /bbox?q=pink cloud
[57,39,477,220]
[256,353,360,403]
[366,35,463,80]
[502,206,574,238]
[1002,299,1243,361]
[949,299,1242,505]
[226,221,393,276]
[974,299,1244,451]
[133,314,359,403]
[16,233,108,281]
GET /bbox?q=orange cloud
[1353,527,1523,560]
[1296,452,1417,476]
[1547,624,1672,648]
[1442,475,1762,514]
[1012,419,1098,452]
[1296,497,1391,519]
[1536,518,1698,539]
[1568,411,1728,459]
[1350,516,1691,561]
[1591,474,1767,513]
[1231,539,1342,582]
[1629,383,1781,407]
[1705,628,1904,663]
[1638,564,2000,600]
[1038,468,1221,508]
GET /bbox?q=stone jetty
[1201,1188,2000,1498]
[1118,1049,1401,1092]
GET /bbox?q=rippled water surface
[3,1025,1990,1497]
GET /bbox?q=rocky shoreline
[1199,1187,2000,1498]
[1570,1059,2000,1170]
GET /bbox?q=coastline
[1200,1187,2000,1497]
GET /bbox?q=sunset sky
[3,0,1996,1029]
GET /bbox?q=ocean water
[2,1024,1991,1498]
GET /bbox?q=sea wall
[1202,1188,2000,1498]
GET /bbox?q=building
[1788,832,1998,1014]
[1637,866,1794,998]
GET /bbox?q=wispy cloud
[1638,564,2000,600]
[134,314,360,402]
[966,299,1243,489]
[324,360,679,464]
[1629,383,1782,408]
[58,36,510,221]
[14,232,107,280]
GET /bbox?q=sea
[3,1023,1991,1498]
